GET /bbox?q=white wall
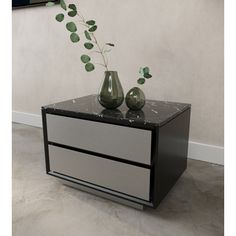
[13,0,224,148]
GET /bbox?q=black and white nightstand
[42,95,191,209]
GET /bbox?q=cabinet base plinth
[60,179,144,210]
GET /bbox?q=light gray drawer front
[49,146,150,201]
[46,114,152,165]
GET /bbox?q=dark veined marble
[42,95,191,128]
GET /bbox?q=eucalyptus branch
[75,11,109,71]
[52,0,115,72]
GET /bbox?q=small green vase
[125,87,146,110]
[98,71,124,109]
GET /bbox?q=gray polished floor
[12,123,224,236]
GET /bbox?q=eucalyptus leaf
[84,30,92,40]
[84,42,94,50]
[143,67,150,75]
[81,55,91,63]
[86,20,96,26]
[46,2,55,7]
[144,73,152,79]
[60,0,67,11]
[66,22,77,32]
[106,43,115,47]
[68,10,77,17]
[55,13,64,22]
[70,33,80,43]
[68,4,76,11]
[137,78,145,85]
[88,25,97,32]
[139,67,144,76]
[85,63,95,72]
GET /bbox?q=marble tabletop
[42,95,191,128]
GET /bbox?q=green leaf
[81,55,91,63]
[68,4,77,17]
[88,25,97,32]
[68,4,77,11]
[137,78,145,85]
[60,0,67,10]
[143,67,150,75]
[144,73,152,79]
[66,22,77,32]
[139,67,144,76]
[86,20,96,26]
[84,42,94,50]
[68,10,77,17]
[84,30,92,40]
[55,13,64,22]
[70,33,80,43]
[46,2,55,7]
[85,63,95,72]
[106,43,115,47]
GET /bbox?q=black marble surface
[42,95,191,128]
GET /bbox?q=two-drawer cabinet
[42,95,191,209]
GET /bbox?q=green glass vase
[125,87,146,110]
[98,71,124,109]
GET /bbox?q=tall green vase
[98,71,124,109]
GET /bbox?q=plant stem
[94,63,107,68]
[76,11,109,71]
[87,50,102,54]
[91,34,109,71]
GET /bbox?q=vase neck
[105,71,118,77]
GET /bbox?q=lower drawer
[49,145,150,201]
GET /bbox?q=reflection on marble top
[43,95,191,127]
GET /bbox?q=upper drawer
[46,114,152,165]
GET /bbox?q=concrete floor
[12,123,224,236]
